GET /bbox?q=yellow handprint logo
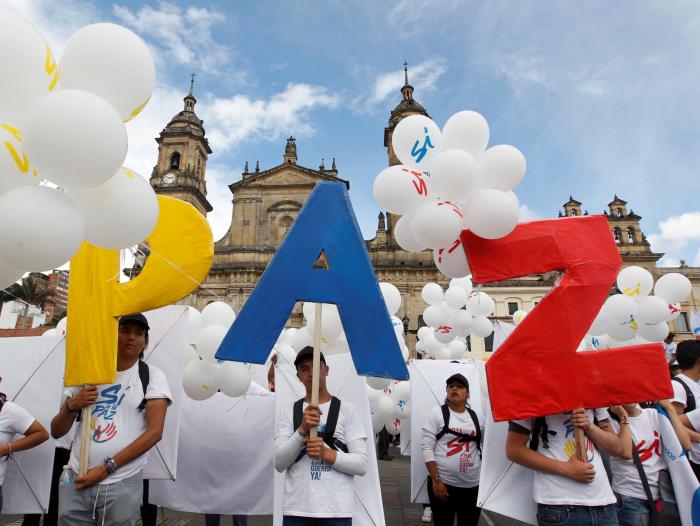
[2,123,38,178]
[44,45,58,91]
[623,282,641,297]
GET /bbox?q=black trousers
[376,428,391,458]
[22,447,70,526]
[427,478,480,526]
[142,479,158,526]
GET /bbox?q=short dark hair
[667,332,676,340]
[676,340,700,369]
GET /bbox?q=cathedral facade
[150,73,700,355]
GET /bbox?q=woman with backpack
[608,400,690,526]
[0,377,50,512]
[421,373,483,526]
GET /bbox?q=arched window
[616,207,623,218]
[170,152,181,170]
[278,215,294,242]
[627,227,635,244]
[571,209,577,216]
[613,228,622,244]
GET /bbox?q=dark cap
[294,346,326,367]
[119,313,150,331]
[446,373,469,389]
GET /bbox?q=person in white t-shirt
[506,408,623,526]
[51,313,172,526]
[274,346,368,525]
[608,401,690,526]
[670,340,700,481]
[421,372,483,526]
[0,383,49,513]
[664,333,677,366]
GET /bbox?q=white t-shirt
[671,373,700,462]
[610,408,666,500]
[421,405,483,488]
[664,342,677,363]
[277,398,366,518]
[65,362,172,484]
[513,411,616,506]
[0,401,36,485]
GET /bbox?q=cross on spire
[403,61,409,85]
[189,72,196,95]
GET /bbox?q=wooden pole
[79,404,92,476]
[574,408,587,462]
[310,303,323,439]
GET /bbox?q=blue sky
[6,0,700,266]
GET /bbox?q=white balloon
[421,283,444,306]
[183,360,219,401]
[391,114,442,169]
[56,317,67,336]
[372,165,433,215]
[429,149,480,201]
[390,381,410,404]
[0,256,22,290]
[401,345,410,363]
[434,238,471,279]
[471,316,493,338]
[323,338,350,356]
[479,145,526,191]
[588,307,609,336]
[465,189,519,239]
[183,344,199,364]
[411,200,464,249]
[379,282,402,315]
[0,10,56,126]
[67,167,159,249]
[302,302,316,321]
[451,310,474,332]
[604,294,639,324]
[367,376,392,390]
[42,328,57,337]
[435,346,452,360]
[447,339,467,359]
[616,266,654,299]
[607,337,634,349]
[394,214,427,252]
[417,326,433,341]
[585,334,608,350]
[512,310,528,325]
[367,385,383,404]
[23,89,127,189]
[201,301,235,329]
[371,395,395,433]
[0,186,84,271]
[292,326,313,350]
[636,296,670,325]
[217,362,251,398]
[666,303,682,321]
[444,286,468,309]
[441,111,489,157]
[59,23,155,122]
[282,328,298,345]
[423,304,450,328]
[186,306,201,345]
[307,304,343,342]
[449,277,473,297]
[421,331,443,353]
[434,324,456,344]
[196,324,228,363]
[468,292,495,316]
[607,317,638,342]
[654,273,692,304]
[637,322,669,342]
[384,416,403,436]
[276,344,298,365]
[0,121,40,196]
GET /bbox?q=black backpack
[76,361,150,421]
[0,392,6,413]
[435,404,482,457]
[672,376,695,412]
[293,396,348,454]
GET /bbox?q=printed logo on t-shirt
[562,416,594,462]
[90,384,132,443]
[444,427,476,472]
[636,430,661,462]
[310,459,332,480]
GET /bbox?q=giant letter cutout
[65,196,213,386]
[216,182,408,380]
[461,216,672,421]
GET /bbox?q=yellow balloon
[65,196,213,385]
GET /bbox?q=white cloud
[656,212,700,242]
[368,58,447,105]
[113,1,229,74]
[647,211,700,266]
[518,204,541,222]
[694,247,700,267]
[203,83,340,152]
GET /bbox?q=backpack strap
[466,408,482,457]
[0,392,6,413]
[137,360,150,412]
[293,398,305,431]
[672,377,695,412]
[322,396,348,453]
[435,404,451,441]
[631,439,659,513]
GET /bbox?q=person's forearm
[111,426,163,470]
[615,423,632,460]
[50,401,77,439]
[667,406,692,451]
[425,460,440,481]
[506,441,568,477]
[274,431,305,472]
[1,428,49,455]
[587,425,621,456]
[331,438,368,476]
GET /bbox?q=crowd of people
[1,312,700,526]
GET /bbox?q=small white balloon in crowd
[200,301,236,329]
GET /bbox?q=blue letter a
[216,182,408,380]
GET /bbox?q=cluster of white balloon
[183,302,252,401]
[372,111,527,279]
[415,279,495,359]
[0,12,158,289]
[585,267,692,350]
[367,379,410,436]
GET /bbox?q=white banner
[0,336,65,514]
[273,353,385,526]
[690,311,700,340]
[409,360,485,504]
